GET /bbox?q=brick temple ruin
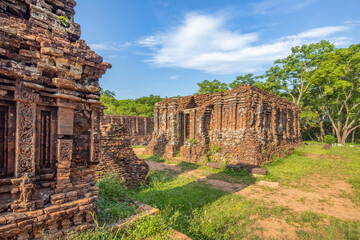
[0,0,111,238]
[102,115,154,146]
[97,119,149,187]
[145,85,302,166]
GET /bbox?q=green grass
[69,142,360,239]
[140,155,165,162]
[262,142,360,206]
[95,176,137,223]
[132,145,147,148]
[66,211,173,240]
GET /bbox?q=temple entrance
[185,113,190,139]
[36,106,57,174]
[0,104,15,178]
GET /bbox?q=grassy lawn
[133,145,147,148]
[68,142,360,239]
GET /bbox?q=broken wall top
[155,84,300,111]
[0,0,111,97]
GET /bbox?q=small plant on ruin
[324,135,336,144]
[210,145,221,152]
[188,138,197,146]
[58,15,70,28]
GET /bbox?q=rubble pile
[98,121,149,187]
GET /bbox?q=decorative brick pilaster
[15,89,38,178]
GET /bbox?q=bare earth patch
[146,161,360,221]
[237,177,360,221]
[201,179,248,192]
[253,217,298,240]
[146,160,183,173]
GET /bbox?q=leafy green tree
[229,74,257,88]
[311,43,360,144]
[100,91,162,118]
[264,40,335,106]
[196,80,228,94]
[100,89,116,98]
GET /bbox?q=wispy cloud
[251,0,315,15]
[137,13,352,74]
[285,26,349,40]
[136,36,161,48]
[89,42,131,51]
[169,75,182,80]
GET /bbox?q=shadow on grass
[131,167,258,239]
[133,180,229,238]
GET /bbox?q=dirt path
[146,160,360,221]
[146,160,183,173]
[133,147,146,156]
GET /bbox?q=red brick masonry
[0,0,110,239]
[97,121,149,187]
[145,85,302,166]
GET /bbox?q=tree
[100,89,116,98]
[229,74,257,88]
[311,43,360,144]
[196,80,228,94]
[100,91,163,118]
[264,40,335,106]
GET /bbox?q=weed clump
[58,15,70,27]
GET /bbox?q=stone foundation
[0,0,110,238]
[97,120,149,187]
[145,85,302,166]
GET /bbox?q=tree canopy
[100,92,162,118]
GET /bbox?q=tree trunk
[319,120,325,142]
[307,128,314,141]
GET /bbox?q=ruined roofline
[156,84,300,110]
[230,84,300,109]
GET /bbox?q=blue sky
[75,0,360,99]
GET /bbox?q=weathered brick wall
[0,0,111,239]
[101,115,153,145]
[98,120,149,187]
[145,85,302,166]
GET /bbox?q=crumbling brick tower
[145,85,302,166]
[0,0,110,239]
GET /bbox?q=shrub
[58,16,70,27]
[324,135,336,144]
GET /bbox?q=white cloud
[251,0,315,15]
[89,42,131,51]
[285,26,349,40]
[138,13,352,74]
[169,75,182,80]
[136,36,161,48]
